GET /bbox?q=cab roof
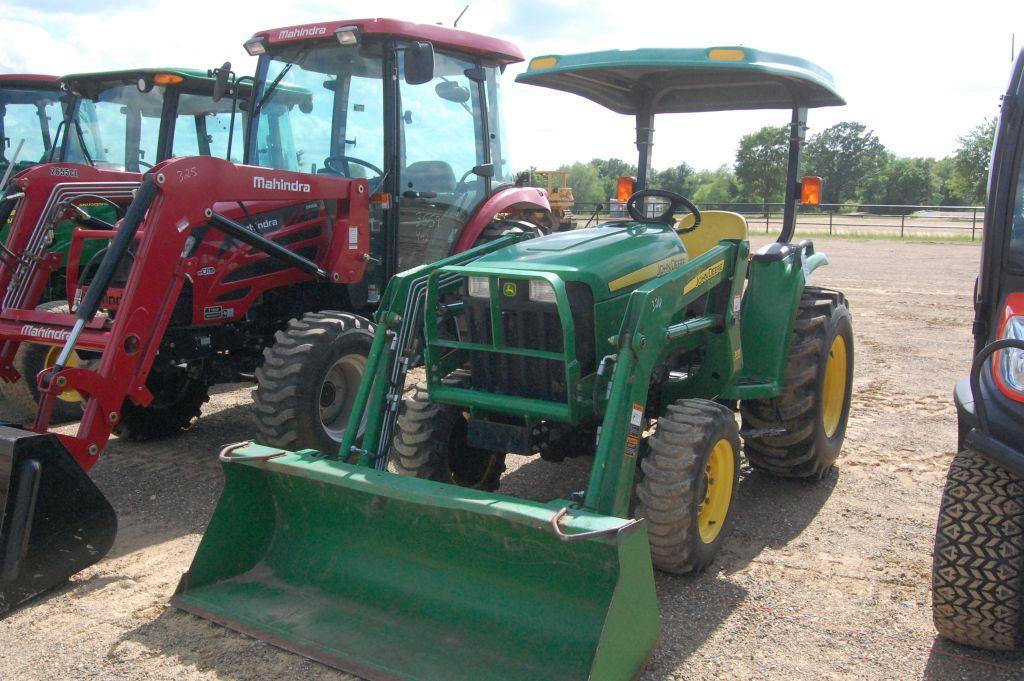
[515,47,845,114]
[60,68,217,92]
[0,74,60,87]
[249,17,523,65]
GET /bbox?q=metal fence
[571,202,986,240]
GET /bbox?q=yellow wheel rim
[44,346,83,403]
[698,438,735,544]
[822,334,848,438]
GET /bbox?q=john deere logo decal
[502,282,517,297]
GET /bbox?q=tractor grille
[460,279,594,403]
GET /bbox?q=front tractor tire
[741,288,853,479]
[114,366,209,440]
[253,311,374,454]
[0,300,87,424]
[932,447,1024,650]
[391,377,506,491]
[637,399,741,574]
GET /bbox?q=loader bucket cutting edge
[0,426,117,613]
[173,446,660,681]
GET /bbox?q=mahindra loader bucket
[0,426,116,612]
[173,445,660,681]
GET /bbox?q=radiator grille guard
[1,181,138,310]
[424,266,595,423]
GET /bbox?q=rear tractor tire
[254,311,374,455]
[637,399,740,574]
[0,300,87,424]
[391,377,506,492]
[932,447,1024,650]
[741,287,853,479]
[114,366,209,440]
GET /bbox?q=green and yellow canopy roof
[516,46,845,114]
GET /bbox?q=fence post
[829,207,833,236]
[765,210,769,234]
[900,213,905,238]
[971,208,978,241]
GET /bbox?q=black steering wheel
[626,189,701,233]
[323,155,385,179]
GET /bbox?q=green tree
[692,166,739,205]
[652,163,697,196]
[948,118,996,204]
[558,161,604,208]
[858,157,935,207]
[589,158,638,199]
[803,122,888,204]
[734,126,788,204]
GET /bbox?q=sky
[0,0,1021,172]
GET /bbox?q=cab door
[394,51,489,272]
[977,50,1024,350]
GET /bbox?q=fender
[453,185,553,253]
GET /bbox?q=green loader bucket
[173,446,660,681]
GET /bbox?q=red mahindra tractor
[0,68,251,422]
[0,18,550,612]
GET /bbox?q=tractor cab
[56,68,249,171]
[0,75,69,177]
[239,19,525,291]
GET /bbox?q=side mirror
[435,81,470,104]
[404,42,435,85]
[211,62,232,103]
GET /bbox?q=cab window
[1009,138,1024,270]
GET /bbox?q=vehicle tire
[473,218,546,246]
[253,311,374,455]
[114,366,209,440]
[636,398,740,574]
[932,446,1024,650]
[391,375,506,491]
[740,287,853,479]
[0,300,86,424]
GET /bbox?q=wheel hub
[318,354,367,439]
[697,438,735,544]
[822,334,848,438]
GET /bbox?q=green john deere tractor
[173,46,854,680]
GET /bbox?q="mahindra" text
[21,324,71,342]
[277,26,327,40]
[253,176,311,193]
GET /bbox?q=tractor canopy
[515,46,845,114]
[517,46,846,243]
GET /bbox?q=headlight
[1001,316,1024,393]
[467,276,490,298]
[528,279,557,303]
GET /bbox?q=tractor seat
[404,161,456,195]
[675,211,748,258]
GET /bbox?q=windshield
[64,84,165,172]
[254,44,384,180]
[0,86,67,168]
[62,81,245,171]
[1010,137,1024,271]
[172,93,245,162]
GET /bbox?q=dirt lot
[1,237,1021,680]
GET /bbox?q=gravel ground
[1,237,1020,680]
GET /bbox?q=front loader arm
[36,157,372,468]
[339,233,535,468]
[584,241,748,517]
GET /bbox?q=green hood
[472,223,688,300]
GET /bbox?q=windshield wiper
[253,47,310,117]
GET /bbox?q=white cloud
[1,0,1021,170]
